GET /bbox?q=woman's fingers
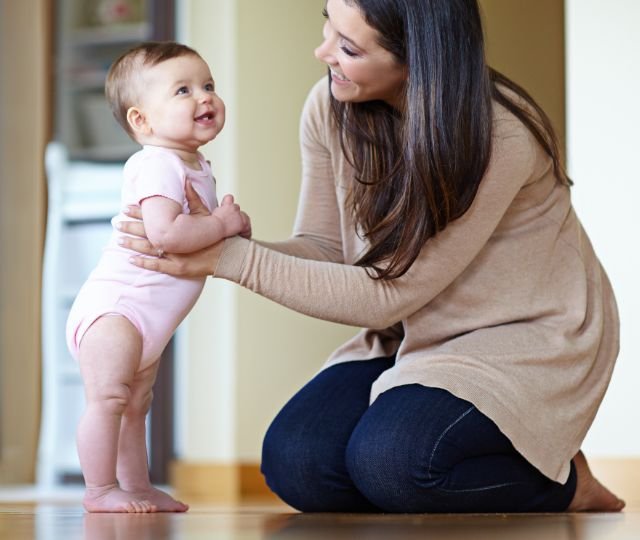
[118,234,156,256]
[124,205,143,220]
[128,243,222,278]
[129,254,184,275]
[117,218,147,239]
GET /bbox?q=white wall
[566,0,640,456]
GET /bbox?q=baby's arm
[141,193,247,254]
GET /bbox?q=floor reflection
[262,512,630,540]
[9,503,636,540]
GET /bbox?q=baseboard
[169,461,279,503]
[170,457,640,506]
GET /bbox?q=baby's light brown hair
[105,41,202,140]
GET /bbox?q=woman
[120,0,624,513]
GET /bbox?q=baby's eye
[176,86,189,95]
[204,82,215,92]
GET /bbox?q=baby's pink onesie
[66,145,218,369]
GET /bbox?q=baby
[66,41,250,513]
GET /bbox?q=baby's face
[135,54,225,151]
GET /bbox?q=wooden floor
[1,490,640,540]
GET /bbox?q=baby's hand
[239,212,252,239]
[212,199,250,238]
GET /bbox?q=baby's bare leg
[77,315,155,513]
[116,360,189,512]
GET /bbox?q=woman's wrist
[213,235,251,280]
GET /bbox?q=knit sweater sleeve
[214,87,536,329]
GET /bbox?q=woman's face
[314,0,406,108]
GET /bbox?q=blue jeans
[261,357,577,513]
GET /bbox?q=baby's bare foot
[567,451,625,512]
[83,484,157,513]
[128,486,189,512]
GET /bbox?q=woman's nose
[315,23,336,64]
[314,39,336,64]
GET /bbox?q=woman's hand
[118,205,226,277]
[117,181,240,278]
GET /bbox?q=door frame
[0,0,52,483]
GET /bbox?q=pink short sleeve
[132,150,185,206]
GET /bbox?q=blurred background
[0,0,638,501]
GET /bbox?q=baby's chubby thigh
[77,314,144,407]
[77,311,161,417]
[70,270,203,392]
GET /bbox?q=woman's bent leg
[567,451,624,511]
[261,357,394,512]
[346,385,577,513]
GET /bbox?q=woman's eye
[340,45,358,58]
[176,86,189,95]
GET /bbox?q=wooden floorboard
[0,496,639,539]
[2,459,640,540]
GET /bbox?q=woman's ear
[126,107,151,136]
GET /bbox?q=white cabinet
[38,143,123,487]
[53,0,174,160]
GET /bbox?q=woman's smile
[330,69,350,83]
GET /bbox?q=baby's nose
[196,90,212,102]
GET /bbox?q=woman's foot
[130,486,189,512]
[83,484,157,513]
[567,451,625,512]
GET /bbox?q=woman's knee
[261,359,396,512]
[261,414,308,486]
[261,416,354,511]
[344,385,469,512]
[345,427,436,512]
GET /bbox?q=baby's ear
[126,107,151,136]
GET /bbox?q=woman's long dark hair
[332,0,570,280]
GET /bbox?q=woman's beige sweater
[215,79,619,483]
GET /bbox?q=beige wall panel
[234,1,356,460]
[480,0,566,151]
